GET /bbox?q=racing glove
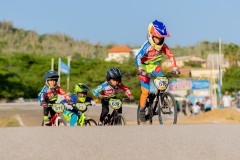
[41,101,47,107]
[172,67,180,75]
[67,100,73,105]
[138,67,147,76]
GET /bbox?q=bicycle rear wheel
[85,119,97,126]
[113,114,126,125]
[158,92,177,125]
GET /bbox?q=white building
[105,46,133,62]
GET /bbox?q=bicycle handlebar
[147,71,175,78]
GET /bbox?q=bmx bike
[137,72,179,125]
[74,102,97,126]
[102,98,129,126]
[42,103,67,126]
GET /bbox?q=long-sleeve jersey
[61,94,93,104]
[38,85,71,103]
[135,41,177,68]
[92,81,133,98]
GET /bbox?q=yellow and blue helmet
[147,20,170,51]
[74,83,89,102]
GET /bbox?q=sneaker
[44,119,50,125]
[139,109,146,122]
[98,121,103,126]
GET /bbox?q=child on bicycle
[61,83,95,126]
[92,68,134,125]
[135,20,180,122]
[38,70,73,125]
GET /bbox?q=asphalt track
[0,102,240,160]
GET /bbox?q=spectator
[187,100,193,115]
[193,102,201,116]
[182,99,187,116]
[236,91,240,108]
[222,91,232,108]
[176,101,180,113]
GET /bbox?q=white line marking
[15,114,25,127]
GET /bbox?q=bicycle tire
[137,105,140,125]
[85,119,97,126]
[137,102,153,125]
[56,118,67,126]
[113,114,126,125]
[158,92,177,125]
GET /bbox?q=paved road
[0,101,188,126]
[0,125,240,160]
[0,102,140,126]
[1,103,240,159]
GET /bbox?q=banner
[191,80,210,90]
[60,60,70,74]
[150,79,210,93]
[168,80,192,91]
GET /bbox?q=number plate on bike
[109,99,122,110]
[75,103,87,111]
[52,103,65,113]
[153,77,169,91]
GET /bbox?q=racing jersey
[135,41,177,67]
[38,85,71,103]
[61,94,93,104]
[92,81,133,98]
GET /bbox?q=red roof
[107,46,133,53]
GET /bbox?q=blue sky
[0,0,240,47]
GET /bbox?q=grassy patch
[0,117,20,127]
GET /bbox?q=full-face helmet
[147,20,170,51]
[74,83,89,102]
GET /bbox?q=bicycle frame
[103,98,128,125]
[77,113,86,126]
[48,113,61,126]
[74,102,97,126]
[44,103,66,126]
[104,109,119,125]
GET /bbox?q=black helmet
[106,68,122,81]
[44,70,59,83]
[106,68,122,90]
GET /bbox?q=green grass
[0,117,20,127]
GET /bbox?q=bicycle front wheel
[158,92,177,125]
[56,117,67,126]
[113,114,126,125]
[85,119,97,126]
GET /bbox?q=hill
[0,21,232,58]
[0,21,116,58]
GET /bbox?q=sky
[0,0,240,47]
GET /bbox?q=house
[105,46,133,62]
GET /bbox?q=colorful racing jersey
[135,41,177,67]
[92,81,133,98]
[38,85,71,102]
[61,94,93,104]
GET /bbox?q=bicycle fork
[78,114,86,126]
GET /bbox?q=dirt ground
[178,108,240,124]
[1,107,240,127]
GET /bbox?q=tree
[222,67,240,93]
[223,43,240,67]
